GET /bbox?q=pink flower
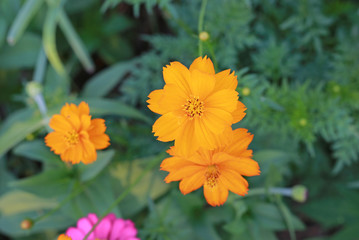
[66,213,140,240]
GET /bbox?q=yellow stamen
[205,165,220,188]
[183,97,204,119]
[65,130,79,145]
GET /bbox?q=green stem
[33,47,47,83]
[83,153,165,240]
[198,0,208,57]
[32,181,87,224]
[244,187,292,198]
[205,41,218,71]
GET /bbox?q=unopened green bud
[26,81,42,98]
[292,185,307,203]
[333,85,340,93]
[242,87,250,96]
[299,118,307,127]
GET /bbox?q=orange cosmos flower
[160,128,260,206]
[147,56,246,156]
[58,234,72,240]
[45,102,110,164]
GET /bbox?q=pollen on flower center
[205,165,220,188]
[183,97,204,119]
[65,130,79,145]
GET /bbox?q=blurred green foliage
[1,0,359,239]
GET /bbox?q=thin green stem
[83,153,165,240]
[244,187,292,198]
[33,181,87,224]
[205,41,218,71]
[33,47,47,83]
[162,8,195,37]
[197,0,208,57]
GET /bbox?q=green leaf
[13,139,62,166]
[43,3,66,76]
[58,8,94,73]
[79,149,115,182]
[0,32,41,69]
[330,223,359,240]
[0,210,73,237]
[6,0,44,45]
[32,47,47,83]
[84,98,152,123]
[0,156,15,195]
[0,190,57,216]
[9,169,71,197]
[0,108,44,157]
[0,17,7,48]
[110,157,170,217]
[82,61,134,98]
[300,192,359,228]
[43,65,70,102]
[276,196,298,240]
[252,202,304,232]
[65,173,120,220]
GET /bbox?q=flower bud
[299,118,307,127]
[199,31,210,41]
[332,85,340,93]
[242,87,251,96]
[20,218,33,230]
[26,81,42,98]
[291,185,308,203]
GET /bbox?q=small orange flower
[160,128,260,206]
[45,102,110,164]
[148,56,246,156]
[58,234,72,240]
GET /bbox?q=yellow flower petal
[45,131,67,154]
[221,158,260,177]
[214,69,237,90]
[189,56,215,75]
[179,170,206,194]
[205,89,238,113]
[232,101,247,124]
[224,128,253,156]
[45,102,109,165]
[49,114,73,133]
[147,89,166,115]
[219,169,248,196]
[189,69,215,100]
[174,121,200,157]
[153,112,184,142]
[78,101,90,116]
[203,182,229,207]
[163,61,191,96]
[202,108,232,134]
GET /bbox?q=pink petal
[87,213,98,225]
[104,213,116,223]
[73,217,96,240]
[77,218,93,234]
[95,218,112,239]
[121,221,138,238]
[66,227,85,240]
[109,219,125,240]
[125,220,135,228]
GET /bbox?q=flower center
[183,97,204,119]
[65,130,79,145]
[205,165,220,188]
